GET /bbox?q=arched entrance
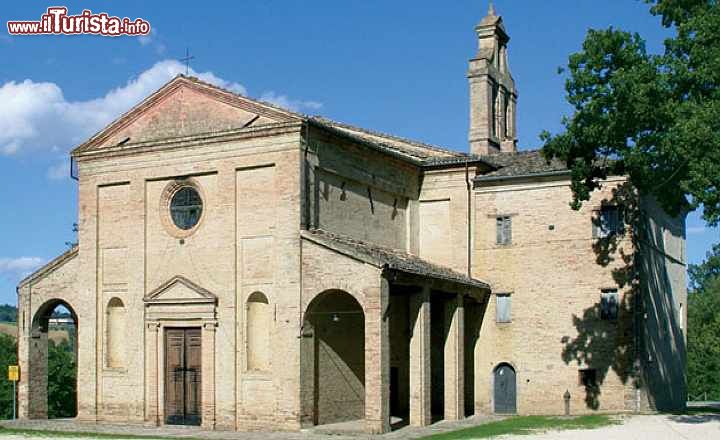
[493,363,516,414]
[302,290,365,426]
[29,299,78,419]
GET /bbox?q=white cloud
[0,257,44,281]
[0,59,322,175]
[0,60,246,158]
[260,91,323,112]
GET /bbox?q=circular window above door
[160,180,205,238]
[170,186,203,230]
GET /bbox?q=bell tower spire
[468,2,518,155]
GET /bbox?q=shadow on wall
[560,182,686,411]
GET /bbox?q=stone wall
[74,122,304,430]
[299,237,388,433]
[472,176,640,415]
[417,168,475,273]
[17,251,87,419]
[637,196,687,411]
[307,128,419,250]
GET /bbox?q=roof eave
[307,119,426,166]
[474,169,571,185]
[17,245,78,289]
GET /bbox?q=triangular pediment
[73,75,301,154]
[144,275,217,304]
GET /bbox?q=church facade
[16,7,687,434]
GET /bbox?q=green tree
[47,339,77,418]
[689,243,720,291]
[541,0,720,225]
[687,245,720,400]
[0,305,17,323]
[0,334,17,419]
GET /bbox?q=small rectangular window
[600,290,619,320]
[579,368,598,388]
[594,206,624,238]
[496,294,512,323]
[496,216,512,245]
[679,302,684,330]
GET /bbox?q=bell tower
[468,2,518,155]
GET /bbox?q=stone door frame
[145,319,217,430]
[143,276,218,430]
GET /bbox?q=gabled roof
[301,229,490,292]
[72,75,303,155]
[70,74,488,168]
[310,117,464,160]
[17,245,78,289]
[476,150,569,181]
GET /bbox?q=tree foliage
[687,244,720,400]
[689,242,720,291]
[0,334,17,419]
[541,0,720,225]
[47,339,77,418]
[0,305,17,323]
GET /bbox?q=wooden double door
[165,328,202,425]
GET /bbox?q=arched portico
[27,299,79,419]
[301,289,366,426]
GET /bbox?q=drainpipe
[465,159,472,278]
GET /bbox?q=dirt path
[1,414,718,439]
[498,414,720,440]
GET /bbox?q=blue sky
[0,0,717,305]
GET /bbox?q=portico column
[409,285,432,426]
[201,321,217,430]
[444,293,465,420]
[365,276,391,434]
[144,322,161,426]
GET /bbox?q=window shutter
[496,216,512,245]
[600,291,619,320]
[609,293,619,319]
[504,217,512,244]
[592,212,599,239]
[496,217,503,244]
[496,294,511,323]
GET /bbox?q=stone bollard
[563,390,571,416]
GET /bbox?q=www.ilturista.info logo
[7,7,151,36]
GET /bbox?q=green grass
[0,427,187,439]
[422,415,619,439]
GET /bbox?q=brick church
[16,5,686,433]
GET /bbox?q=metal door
[493,364,516,414]
[165,328,202,425]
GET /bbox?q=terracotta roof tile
[302,229,490,291]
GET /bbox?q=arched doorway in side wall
[302,290,365,426]
[29,299,78,419]
[493,363,516,414]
